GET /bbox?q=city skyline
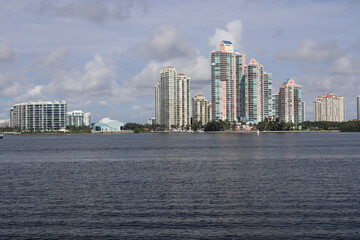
[1,0,360,123]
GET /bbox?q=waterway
[1,133,359,239]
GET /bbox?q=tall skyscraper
[244,59,272,123]
[211,40,245,122]
[155,82,161,125]
[357,96,360,120]
[177,74,191,128]
[155,66,191,129]
[313,92,345,122]
[271,93,280,120]
[301,102,306,122]
[192,95,212,125]
[235,50,246,121]
[279,79,302,127]
[9,101,67,130]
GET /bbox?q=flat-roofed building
[313,92,345,122]
[192,95,212,125]
[155,66,191,129]
[279,79,302,128]
[66,110,91,127]
[9,100,67,130]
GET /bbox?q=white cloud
[40,46,70,67]
[132,105,141,111]
[127,24,211,101]
[26,0,148,23]
[276,38,343,62]
[208,20,244,50]
[0,73,23,97]
[44,54,119,98]
[136,24,197,61]
[0,41,17,62]
[330,53,360,75]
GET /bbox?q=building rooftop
[249,58,259,65]
[13,100,67,106]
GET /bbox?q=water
[0,133,360,239]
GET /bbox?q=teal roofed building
[93,117,124,132]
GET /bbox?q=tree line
[3,120,359,133]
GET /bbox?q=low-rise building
[0,119,9,128]
[93,117,124,132]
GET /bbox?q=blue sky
[1,0,359,122]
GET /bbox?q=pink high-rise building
[279,79,302,127]
[211,41,245,122]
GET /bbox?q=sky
[0,0,360,123]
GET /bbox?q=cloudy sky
[1,0,359,122]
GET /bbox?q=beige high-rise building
[301,101,306,122]
[155,66,191,129]
[279,79,302,126]
[244,59,272,123]
[192,95,212,125]
[155,82,161,125]
[313,92,345,122]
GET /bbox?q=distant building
[211,40,246,122]
[357,96,360,120]
[301,101,306,122]
[148,117,155,125]
[279,79,302,127]
[0,119,9,128]
[313,92,345,122]
[192,95,212,125]
[9,101,67,130]
[66,110,91,127]
[93,117,124,132]
[244,58,272,123]
[271,93,280,120]
[155,82,161,125]
[155,66,191,129]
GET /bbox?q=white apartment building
[155,66,191,129]
[66,110,91,127]
[9,101,67,130]
[0,119,9,128]
[313,92,345,122]
[192,95,212,125]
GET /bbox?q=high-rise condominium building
[192,95,212,125]
[244,59,272,123]
[66,110,91,127]
[279,79,302,127]
[357,96,360,120]
[155,66,191,129]
[211,40,245,122]
[9,101,67,130]
[271,93,280,120]
[313,92,345,122]
[155,82,161,125]
[301,102,306,122]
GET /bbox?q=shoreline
[2,130,352,135]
